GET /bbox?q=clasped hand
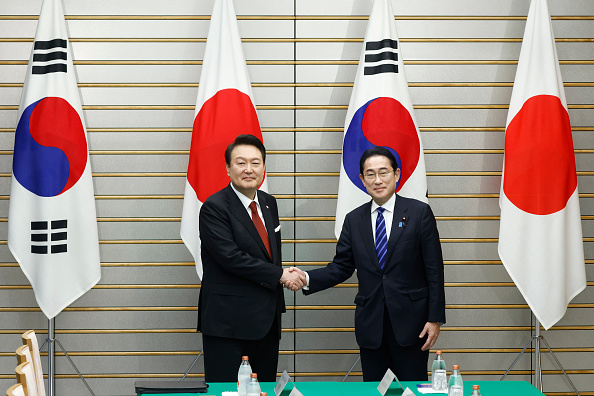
[280,267,306,291]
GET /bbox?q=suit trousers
[359,306,429,381]
[202,315,280,383]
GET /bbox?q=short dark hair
[224,134,266,165]
[359,146,398,175]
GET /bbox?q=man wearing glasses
[290,146,445,381]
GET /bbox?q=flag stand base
[341,355,360,382]
[180,349,203,381]
[39,318,96,396]
[500,315,580,395]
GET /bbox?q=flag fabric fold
[8,0,100,319]
[181,0,266,279]
[334,0,427,237]
[498,0,586,330]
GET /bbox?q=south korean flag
[8,0,101,319]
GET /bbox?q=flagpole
[47,318,56,396]
[534,319,542,391]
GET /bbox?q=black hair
[359,146,398,175]
[224,134,266,165]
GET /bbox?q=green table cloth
[138,380,544,396]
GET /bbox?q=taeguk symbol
[13,97,88,197]
[342,97,420,193]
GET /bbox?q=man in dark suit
[198,134,304,382]
[290,146,445,381]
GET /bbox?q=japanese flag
[498,0,586,329]
[180,0,266,279]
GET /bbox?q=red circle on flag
[187,89,261,202]
[503,95,577,215]
[30,97,88,194]
[361,97,420,191]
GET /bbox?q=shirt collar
[230,182,260,210]
[370,193,396,214]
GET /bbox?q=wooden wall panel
[0,0,592,395]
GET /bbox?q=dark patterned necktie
[375,207,388,270]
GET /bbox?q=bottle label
[431,369,447,391]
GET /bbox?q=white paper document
[416,384,448,394]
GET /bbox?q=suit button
[382,275,387,280]
[380,297,384,302]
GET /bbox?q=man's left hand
[419,322,440,351]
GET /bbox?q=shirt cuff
[303,271,310,290]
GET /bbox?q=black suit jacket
[197,184,285,340]
[305,195,445,349]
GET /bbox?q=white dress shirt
[371,193,396,242]
[229,183,267,232]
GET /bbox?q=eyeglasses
[363,170,394,180]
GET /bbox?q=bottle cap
[452,364,459,369]
[436,350,442,355]
[472,385,479,390]
[250,373,257,378]
[242,356,249,360]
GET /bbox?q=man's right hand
[281,267,306,291]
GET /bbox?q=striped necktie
[375,207,388,270]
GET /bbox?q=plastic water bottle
[246,373,261,396]
[431,350,447,391]
[470,385,481,396]
[448,365,463,396]
[237,356,252,396]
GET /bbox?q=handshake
[280,267,307,292]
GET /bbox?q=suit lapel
[385,194,408,265]
[258,191,277,263]
[357,201,381,269]
[225,186,272,261]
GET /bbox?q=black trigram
[31,220,67,254]
[32,38,67,75]
[364,38,398,75]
